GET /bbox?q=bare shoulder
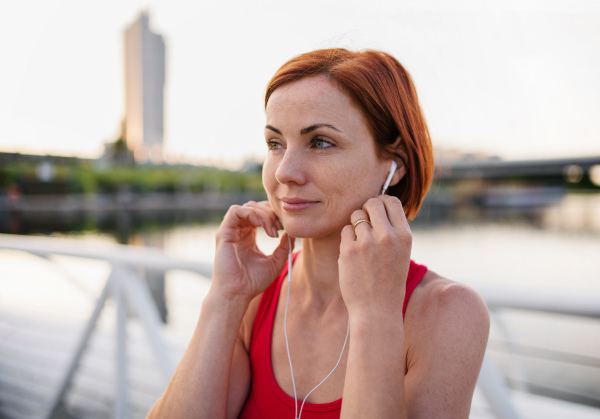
[406,270,489,329]
[404,269,490,366]
[403,270,490,417]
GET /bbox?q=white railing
[0,233,212,419]
[475,285,600,419]
[1,233,599,419]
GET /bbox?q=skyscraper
[123,11,165,164]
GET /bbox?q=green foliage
[0,161,265,196]
[0,168,10,188]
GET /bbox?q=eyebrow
[265,125,282,135]
[300,123,342,135]
[265,123,342,136]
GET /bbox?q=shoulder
[404,270,490,366]
[407,269,489,327]
[403,270,490,416]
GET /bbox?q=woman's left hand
[339,195,412,321]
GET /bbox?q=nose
[275,147,307,186]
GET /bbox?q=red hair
[265,49,434,220]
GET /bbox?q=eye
[311,137,334,149]
[266,140,283,150]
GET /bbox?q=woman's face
[263,76,392,239]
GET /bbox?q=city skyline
[1,0,599,168]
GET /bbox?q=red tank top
[240,252,427,419]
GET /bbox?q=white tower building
[123,11,165,164]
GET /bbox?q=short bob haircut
[265,48,434,221]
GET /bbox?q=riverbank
[0,191,266,213]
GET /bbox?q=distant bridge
[438,156,600,181]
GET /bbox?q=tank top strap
[404,260,428,316]
[241,253,428,418]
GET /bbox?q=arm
[339,196,410,418]
[404,280,489,418]
[147,201,292,418]
[147,294,251,418]
[342,308,408,417]
[341,280,489,418]
[339,196,489,418]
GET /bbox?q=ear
[388,159,406,187]
[384,136,407,188]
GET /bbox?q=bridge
[438,155,600,182]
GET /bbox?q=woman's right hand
[211,201,293,303]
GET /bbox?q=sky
[1,0,599,168]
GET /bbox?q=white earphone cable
[284,235,350,419]
[283,244,298,418]
[297,318,349,419]
[381,160,398,195]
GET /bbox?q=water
[1,192,599,408]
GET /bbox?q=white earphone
[381,160,398,195]
[282,159,397,418]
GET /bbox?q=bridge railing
[1,233,598,419]
[0,233,211,419]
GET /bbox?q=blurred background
[1,0,599,418]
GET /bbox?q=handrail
[0,233,213,277]
[0,233,213,419]
[2,233,599,419]
[477,285,600,318]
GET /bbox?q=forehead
[265,76,368,129]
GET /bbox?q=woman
[148,49,489,418]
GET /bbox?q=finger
[244,201,283,237]
[251,206,279,237]
[254,201,284,231]
[340,224,356,250]
[250,201,284,231]
[275,218,284,231]
[362,197,391,230]
[254,200,274,212]
[350,209,372,235]
[243,202,280,237]
[221,205,263,230]
[378,195,409,229]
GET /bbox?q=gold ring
[352,218,371,232]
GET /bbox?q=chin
[282,219,343,240]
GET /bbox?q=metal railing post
[43,270,114,419]
[113,268,130,419]
[490,309,530,393]
[477,355,522,419]
[118,265,175,383]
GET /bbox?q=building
[123,11,166,164]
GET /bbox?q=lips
[281,197,319,211]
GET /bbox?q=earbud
[381,160,398,195]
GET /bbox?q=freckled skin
[263,76,391,239]
[147,72,489,419]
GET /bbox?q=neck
[293,231,344,308]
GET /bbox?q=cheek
[343,164,379,194]
[262,158,281,212]
[261,157,276,192]
[322,162,372,207]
